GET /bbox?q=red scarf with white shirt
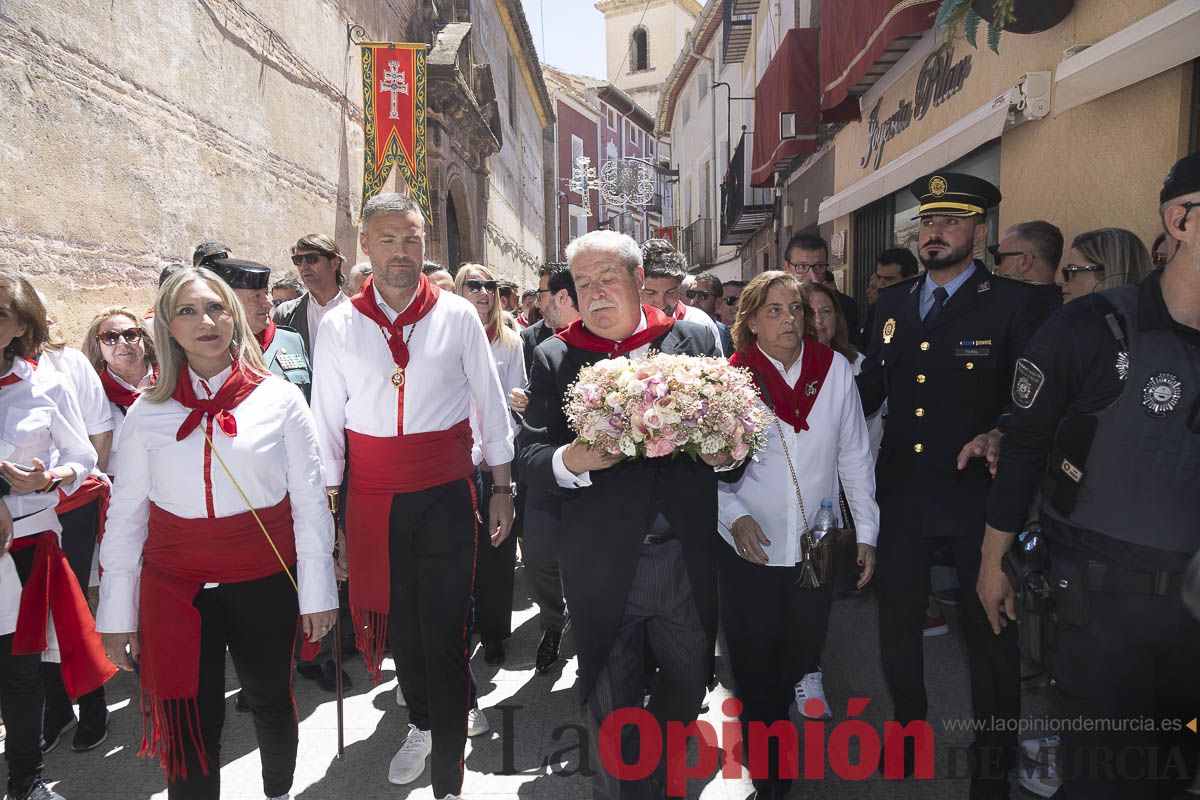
[99,365,157,410]
[672,302,688,321]
[729,339,834,432]
[556,305,675,358]
[254,320,277,352]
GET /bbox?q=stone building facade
[0,0,548,338]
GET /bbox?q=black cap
[207,258,271,291]
[910,172,1002,218]
[193,241,231,267]
[1160,151,1200,204]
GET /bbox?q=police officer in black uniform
[858,173,1049,799]
[209,258,313,401]
[979,153,1200,800]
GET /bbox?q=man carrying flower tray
[518,230,739,800]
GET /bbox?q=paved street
[16,560,1048,799]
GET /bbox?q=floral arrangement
[564,352,768,461]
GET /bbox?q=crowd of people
[0,152,1197,800]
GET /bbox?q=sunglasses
[722,296,740,306]
[464,279,499,293]
[786,261,828,274]
[1061,263,1103,282]
[97,328,143,346]
[986,244,1026,265]
[291,253,330,266]
[685,290,712,301]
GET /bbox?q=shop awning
[819,0,940,117]
[1054,0,1200,118]
[818,84,1036,224]
[750,28,820,187]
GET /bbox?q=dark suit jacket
[856,264,1048,538]
[518,320,720,702]
[834,288,860,345]
[519,319,554,375]
[273,294,312,354]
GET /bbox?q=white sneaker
[1018,735,1062,798]
[794,670,832,720]
[467,706,489,737]
[395,684,406,707]
[388,724,432,785]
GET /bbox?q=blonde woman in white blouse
[719,271,879,799]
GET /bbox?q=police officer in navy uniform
[857,173,1049,798]
[209,258,313,402]
[979,153,1200,800]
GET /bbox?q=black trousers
[521,496,567,633]
[1046,546,1200,799]
[718,542,834,794]
[167,570,300,800]
[585,539,711,800]
[2,547,45,796]
[387,479,477,799]
[44,500,106,717]
[874,523,1020,780]
[472,469,516,643]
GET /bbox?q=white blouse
[36,347,114,437]
[103,366,155,477]
[473,336,527,466]
[96,366,338,634]
[718,344,880,566]
[311,287,514,487]
[0,358,98,635]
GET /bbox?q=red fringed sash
[345,420,474,683]
[10,533,115,699]
[138,498,312,780]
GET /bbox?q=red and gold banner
[360,43,431,220]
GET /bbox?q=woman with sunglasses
[453,264,525,677]
[81,308,157,479]
[0,271,112,800]
[1058,228,1152,304]
[96,267,337,800]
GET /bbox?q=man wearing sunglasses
[989,219,1064,316]
[979,151,1200,800]
[683,273,732,356]
[273,233,348,357]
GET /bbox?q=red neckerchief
[350,273,439,370]
[255,320,277,352]
[729,339,835,432]
[171,361,264,441]
[1,358,40,388]
[556,305,675,358]
[100,365,157,408]
[672,302,688,321]
[486,323,497,343]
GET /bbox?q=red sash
[138,498,311,779]
[56,476,111,545]
[254,320,277,352]
[9,533,115,700]
[556,305,675,358]
[345,420,475,682]
[729,339,835,432]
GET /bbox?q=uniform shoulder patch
[1012,358,1045,409]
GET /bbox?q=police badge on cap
[909,172,1002,218]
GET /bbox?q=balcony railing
[722,0,754,64]
[720,133,774,247]
[682,218,715,271]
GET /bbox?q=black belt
[642,531,676,546]
[1085,561,1181,596]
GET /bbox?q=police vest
[265,327,312,404]
[1045,285,1200,554]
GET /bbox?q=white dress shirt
[96,367,338,634]
[718,344,880,565]
[305,290,348,355]
[681,305,725,356]
[103,366,155,477]
[311,286,514,487]
[0,358,98,635]
[36,347,115,437]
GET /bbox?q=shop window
[853,195,893,307]
[1190,59,1200,152]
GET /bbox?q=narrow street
[29,561,1048,798]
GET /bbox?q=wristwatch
[491,483,517,498]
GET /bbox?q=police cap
[910,172,1001,218]
[207,258,271,291]
[192,241,231,267]
[1159,151,1200,204]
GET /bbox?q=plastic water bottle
[811,499,835,542]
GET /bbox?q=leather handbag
[774,417,859,589]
